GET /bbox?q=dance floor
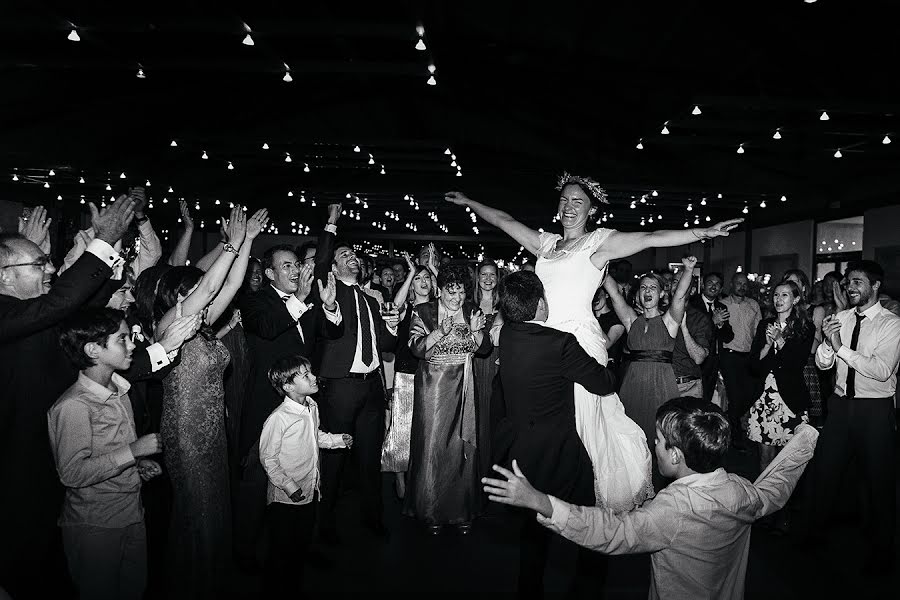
[154,435,899,599]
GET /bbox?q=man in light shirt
[810,260,900,575]
[483,399,818,600]
[720,272,762,448]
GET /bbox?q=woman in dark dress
[472,259,503,482]
[403,264,492,535]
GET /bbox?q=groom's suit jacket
[493,321,616,505]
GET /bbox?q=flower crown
[556,172,609,204]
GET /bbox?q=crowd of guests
[1,184,898,600]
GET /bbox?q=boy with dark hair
[49,308,163,600]
[259,355,352,594]
[484,399,818,600]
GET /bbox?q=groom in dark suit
[491,271,617,600]
[314,206,399,541]
[688,271,734,404]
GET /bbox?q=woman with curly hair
[403,263,492,534]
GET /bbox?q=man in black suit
[688,271,734,404]
[0,198,134,599]
[491,271,618,600]
[314,206,399,541]
[234,228,342,563]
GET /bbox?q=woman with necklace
[446,175,741,511]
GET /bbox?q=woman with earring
[446,175,741,510]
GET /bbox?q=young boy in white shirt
[259,354,352,595]
[483,398,819,600]
[48,308,163,600]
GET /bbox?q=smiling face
[380,267,395,289]
[772,283,799,316]
[439,282,466,312]
[285,364,319,398]
[266,250,301,294]
[845,269,878,308]
[332,245,360,280]
[731,274,749,298]
[107,282,136,311]
[478,264,498,292]
[702,275,722,301]
[0,238,56,299]
[246,260,263,293]
[558,184,596,230]
[638,276,663,310]
[93,320,136,371]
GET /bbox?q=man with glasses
[0,198,135,600]
[235,218,344,567]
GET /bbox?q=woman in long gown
[603,259,697,490]
[472,259,503,482]
[782,269,822,426]
[403,264,492,533]
[446,175,740,511]
[154,205,268,598]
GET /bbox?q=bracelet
[222,242,239,255]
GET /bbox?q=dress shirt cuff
[324,223,337,234]
[386,322,398,336]
[146,343,171,372]
[86,238,122,270]
[323,302,342,324]
[535,495,570,532]
[283,479,301,497]
[111,445,136,469]
[284,294,310,320]
[835,345,854,362]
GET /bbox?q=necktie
[281,295,291,304]
[355,286,374,366]
[845,313,865,398]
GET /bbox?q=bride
[446,174,740,510]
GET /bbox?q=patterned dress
[162,334,232,599]
[748,373,809,446]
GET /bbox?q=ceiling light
[303,163,310,173]
[201,151,208,159]
[661,123,670,135]
[67,29,80,42]
[57,195,62,201]
[445,148,451,155]
[227,161,234,170]
[168,186,173,192]
[773,129,782,140]
[415,39,427,51]
[170,140,177,147]
[834,149,842,158]
[136,67,145,79]
[687,203,693,211]
[242,33,254,46]
[636,140,644,150]
[283,71,292,83]
[354,145,360,152]
[450,160,457,167]
[737,144,745,154]
[692,105,702,116]
[380,166,386,175]
[427,64,436,74]
[287,191,293,197]
[820,111,829,121]
[426,75,436,86]
[883,135,892,144]
[145,179,151,186]
[700,198,707,205]
[368,156,375,165]
[456,171,462,177]
[79,176,85,183]
[416,25,425,36]
[49,169,55,176]
[105,183,112,191]
[80,198,85,204]
[285,153,292,163]
[742,205,749,214]
[651,190,658,197]
[759,200,767,208]
[781,195,787,202]
[119,172,126,179]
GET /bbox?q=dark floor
[207,437,899,600]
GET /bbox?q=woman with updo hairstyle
[403,263,492,535]
[782,269,823,425]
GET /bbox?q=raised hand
[403,251,415,272]
[470,308,486,332]
[832,280,849,310]
[427,243,439,275]
[90,194,136,245]
[699,218,743,239]
[225,204,247,249]
[295,264,314,302]
[179,200,194,230]
[681,255,698,269]
[246,208,269,240]
[317,272,337,309]
[444,191,471,207]
[129,187,147,218]
[158,313,203,353]
[18,205,51,253]
[327,203,342,225]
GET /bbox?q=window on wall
[815,216,863,281]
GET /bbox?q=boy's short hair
[656,399,730,473]
[267,354,313,396]
[59,308,126,370]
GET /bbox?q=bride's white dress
[535,228,654,511]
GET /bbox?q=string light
[700,198,707,206]
[242,31,255,46]
[303,163,310,173]
[170,140,177,147]
[737,144,745,154]
[283,71,293,83]
[819,111,829,121]
[416,38,427,51]
[136,67,145,79]
[834,149,843,158]
[168,186,174,193]
[781,195,787,202]
[79,176,85,184]
[285,153,292,163]
[427,75,436,86]
[44,181,50,189]
[48,169,55,176]
[262,142,269,150]
[227,161,234,170]
[67,28,80,42]
[145,179,151,186]
[636,139,644,150]
[380,165,386,175]
[201,151,208,160]
[354,145,361,152]
[883,135,892,144]
[742,205,749,214]
[773,128,782,140]
[661,122,670,135]
[651,190,658,197]
[760,200,767,208]
[119,172,126,179]
[106,183,112,191]
[691,105,702,116]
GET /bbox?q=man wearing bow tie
[315,205,400,542]
[236,226,343,565]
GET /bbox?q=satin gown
[535,228,654,511]
[162,334,232,599]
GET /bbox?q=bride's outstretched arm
[603,276,638,332]
[663,256,697,337]
[445,191,541,255]
[590,219,743,268]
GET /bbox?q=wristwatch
[223,242,239,255]
[135,215,149,224]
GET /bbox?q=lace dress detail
[535,229,654,511]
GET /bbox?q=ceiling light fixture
[820,111,829,121]
[883,135,892,144]
[773,128,782,140]
[262,142,269,149]
[834,149,842,158]
[119,172,126,179]
[227,161,234,170]
[283,71,292,83]
[168,186,173,193]
[759,200,767,208]
[79,176,85,183]
[68,28,80,42]
[692,105,702,116]
[44,182,50,189]
[201,151,208,159]
[49,169,55,176]
[145,179,151,186]
[285,153,292,163]
[106,183,112,191]
[742,205,749,214]
[636,140,644,150]
[303,163,310,173]
[242,33,254,46]
[354,145,360,152]
[170,140,177,147]
[781,195,787,202]
[136,67,145,79]
[380,165,386,175]
[661,123,670,135]
[737,144,745,154]
[415,38,426,51]
[427,75,436,86]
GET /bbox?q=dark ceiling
[1,1,898,261]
